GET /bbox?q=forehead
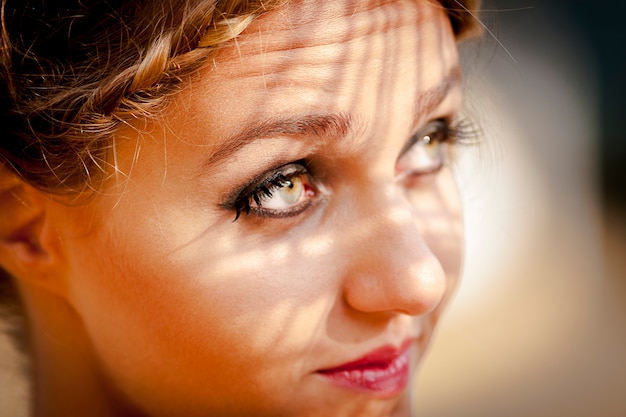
[105,0,461,205]
[200,0,458,107]
[210,0,452,71]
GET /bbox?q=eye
[231,162,318,221]
[396,119,451,180]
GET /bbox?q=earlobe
[0,172,64,293]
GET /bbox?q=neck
[20,282,139,417]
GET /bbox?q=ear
[0,171,66,295]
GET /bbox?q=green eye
[255,174,308,209]
[232,163,318,221]
[267,176,305,206]
[396,120,449,177]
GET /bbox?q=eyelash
[395,116,478,177]
[226,116,479,222]
[446,116,480,146]
[230,162,313,221]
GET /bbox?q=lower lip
[317,348,411,396]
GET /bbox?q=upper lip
[317,338,414,373]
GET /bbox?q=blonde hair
[0,0,479,194]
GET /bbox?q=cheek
[410,168,464,289]
[62,213,333,413]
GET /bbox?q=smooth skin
[0,0,464,416]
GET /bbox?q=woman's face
[52,0,464,416]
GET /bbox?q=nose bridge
[341,184,447,317]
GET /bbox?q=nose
[341,188,448,317]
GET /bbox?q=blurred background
[417,0,626,416]
[1,1,625,416]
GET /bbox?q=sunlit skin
[17,0,464,416]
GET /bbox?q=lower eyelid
[397,151,446,179]
[399,166,444,189]
[247,199,315,220]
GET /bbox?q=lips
[317,339,413,396]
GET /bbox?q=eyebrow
[203,113,354,167]
[203,67,462,168]
[415,66,462,126]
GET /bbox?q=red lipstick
[317,340,413,396]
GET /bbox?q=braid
[0,0,280,193]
